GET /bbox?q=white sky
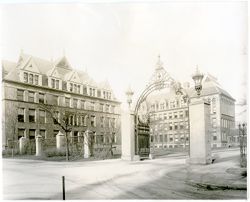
[0,1,247,122]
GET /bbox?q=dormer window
[69,83,73,92]
[23,71,40,85]
[51,78,60,89]
[68,82,81,93]
[34,75,39,85]
[29,74,33,84]
[24,72,28,83]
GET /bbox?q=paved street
[2,148,247,200]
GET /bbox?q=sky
[0,1,248,122]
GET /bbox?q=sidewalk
[181,155,247,190]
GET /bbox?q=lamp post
[175,67,204,156]
[125,86,134,110]
[192,66,204,97]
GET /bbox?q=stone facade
[2,51,121,150]
[145,58,236,149]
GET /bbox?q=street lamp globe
[192,66,204,96]
[125,86,134,108]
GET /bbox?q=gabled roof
[2,60,17,76]
[54,56,72,70]
[18,53,53,74]
[19,57,41,74]
[98,80,112,90]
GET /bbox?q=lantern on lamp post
[125,86,134,109]
[192,66,204,96]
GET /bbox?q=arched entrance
[132,56,188,159]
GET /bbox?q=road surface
[2,148,247,200]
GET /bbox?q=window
[73,99,78,108]
[18,108,25,122]
[69,83,73,92]
[17,89,24,101]
[111,118,116,128]
[164,113,167,120]
[151,136,154,142]
[164,134,168,142]
[29,74,33,84]
[169,135,173,142]
[96,135,104,144]
[169,113,172,119]
[180,134,184,142]
[106,117,110,128]
[106,104,110,112]
[180,122,184,129]
[74,84,77,93]
[97,90,101,97]
[174,122,178,130]
[185,110,189,117]
[53,130,59,138]
[18,129,25,139]
[29,129,35,139]
[28,91,35,102]
[77,85,80,94]
[99,103,104,112]
[29,109,35,123]
[51,95,58,106]
[24,72,28,83]
[79,100,84,109]
[159,135,163,142]
[179,111,183,118]
[100,117,104,127]
[55,80,59,89]
[39,110,45,123]
[90,115,96,127]
[83,86,87,94]
[212,118,217,128]
[213,135,217,141]
[111,105,115,113]
[40,130,46,138]
[39,93,45,104]
[174,112,178,118]
[51,79,55,88]
[169,123,173,130]
[34,75,39,85]
[65,98,70,107]
[84,115,88,126]
[212,98,216,114]
[90,102,95,111]
[68,115,74,125]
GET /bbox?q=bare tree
[38,104,77,161]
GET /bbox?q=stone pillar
[36,135,42,156]
[187,99,212,164]
[121,109,139,161]
[56,131,65,150]
[84,130,90,158]
[19,137,27,154]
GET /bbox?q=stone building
[145,57,236,149]
[2,51,121,150]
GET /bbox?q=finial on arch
[156,54,163,69]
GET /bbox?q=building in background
[145,57,236,149]
[2,51,121,150]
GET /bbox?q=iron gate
[136,122,150,158]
